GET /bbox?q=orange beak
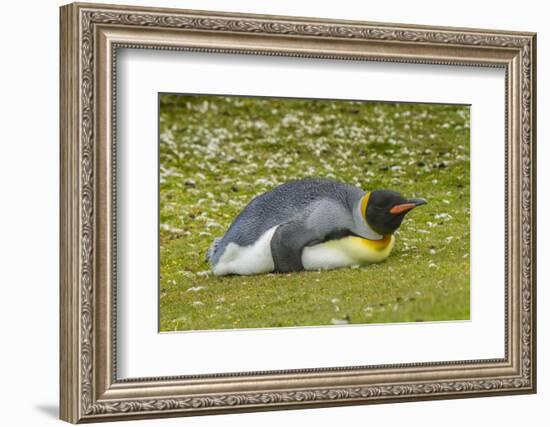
[389,203,417,215]
[389,198,427,215]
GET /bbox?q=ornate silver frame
[60,2,536,423]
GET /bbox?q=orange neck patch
[360,192,370,218]
[352,234,393,250]
[360,192,392,241]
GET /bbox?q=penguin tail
[206,237,222,264]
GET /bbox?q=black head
[365,189,427,235]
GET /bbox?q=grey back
[208,178,364,265]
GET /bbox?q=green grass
[159,94,470,332]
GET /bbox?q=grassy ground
[159,94,470,332]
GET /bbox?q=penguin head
[364,189,427,236]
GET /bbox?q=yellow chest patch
[323,235,394,261]
[301,235,395,271]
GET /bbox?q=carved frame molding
[60,2,536,423]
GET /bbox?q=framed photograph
[60,2,536,423]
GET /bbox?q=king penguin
[206,178,427,276]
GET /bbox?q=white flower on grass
[180,271,195,278]
[253,120,268,129]
[254,178,273,186]
[160,224,183,233]
[206,221,222,229]
[281,113,299,127]
[187,286,205,292]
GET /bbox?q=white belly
[212,228,395,276]
[302,235,395,271]
[212,226,278,276]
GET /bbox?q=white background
[118,50,504,377]
[0,0,545,426]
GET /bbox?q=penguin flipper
[270,220,318,273]
[206,237,222,264]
